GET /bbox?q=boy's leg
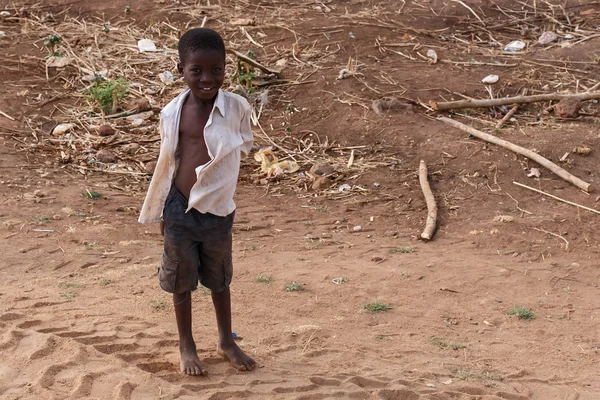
[212,288,256,371]
[173,292,208,376]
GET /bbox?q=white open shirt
[138,89,253,223]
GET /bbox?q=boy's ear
[177,62,184,76]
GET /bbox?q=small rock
[311,176,329,190]
[131,118,144,127]
[52,123,74,135]
[504,40,526,51]
[426,49,438,64]
[158,71,175,85]
[121,143,140,155]
[133,98,151,112]
[527,167,541,178]
[384,230,398,237]
[145,161,157,175]
[310,162,335,176]
[98,124,115,136]
[96,149,117,163]
[137,38,157,52]
[353,225,362,232]
[442,379,453,385]
[52,215,62,220]
[482,74,499,84]
[538,31,558,45]
[117,258,129,264]
[371,256,385,262]
[0,31,6,39]
[554,98,581,118]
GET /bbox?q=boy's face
[178,49,225,101]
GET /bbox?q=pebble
[98,124,115,136]
[353,225,362,232]
[145,161,157,175]
[384,230,398,237]
[96,149,117,163]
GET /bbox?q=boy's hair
[178,28,226,62]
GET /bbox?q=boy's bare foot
[217,341,256,371]
[180,344,208,376]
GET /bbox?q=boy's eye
[212,68,221,73]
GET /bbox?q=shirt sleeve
[239,105,254,158]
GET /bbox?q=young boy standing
[139,28,256,376]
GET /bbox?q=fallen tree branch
[227,49,282,77]
[496,89,527,129]
[419,160,437,241]
[438,117,592,192]
[513,181,600,216]
[431,92,600,111]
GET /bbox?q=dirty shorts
[158,186,234,294]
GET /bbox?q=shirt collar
[161,88,226,118]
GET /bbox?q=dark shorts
[159,186,234,294]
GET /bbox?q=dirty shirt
[138,89,253,223]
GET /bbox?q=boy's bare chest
[178,111,211,165]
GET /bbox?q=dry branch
[419,160,437,241]
[496,89,527,130]
[431,92,600,111]
[438,117,592,192]
[513,181,600,216]
[227,49,281,77]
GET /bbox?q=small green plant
[61,291,79,300]
[44,34,62,57]
[256,273,272,284]
[99,279,112,286]
[429,337,465,350]
[151,300,167,310]
[389,246,413,254]
[34,216,52,223]
[453,370,504,382]
[233,51,257,89]
[375,335,385,340]
[285,282,304,292]
[363,301,392,314]
[59,283,80,289]
[85,78,128,114]
[83,189,102,200]
[124,5,132,13]
[247,245,257,251]
[286,103,297,114]
[508,307,535,321]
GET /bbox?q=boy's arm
[239,104,254,157]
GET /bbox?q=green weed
[59,283,80,289]
[85,78,128,114]
[363,301,392,314]
[44,34,62,57]
[99,279,112,286]
[284,282,304,292]
[83,190,102,200]
[151,300,167,310]
[508,307,535,321]
[34,216,52,223]
[389,246,413,254]
[256,273,272,284]
[61,291,79,300]
[429,337,465,350]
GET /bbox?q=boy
[139,28,255,376]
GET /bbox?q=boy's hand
[160,220,165,237]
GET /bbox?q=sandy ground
[1,1,600,399]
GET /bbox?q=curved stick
[419,160,437,241]
[438,117,592,193]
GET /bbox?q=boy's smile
[178,48,225,103]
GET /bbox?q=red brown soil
[1,1,599,399]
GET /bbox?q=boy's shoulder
[221,90,251,114]
[160,88,190,119]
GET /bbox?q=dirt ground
[1,0,600,399]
